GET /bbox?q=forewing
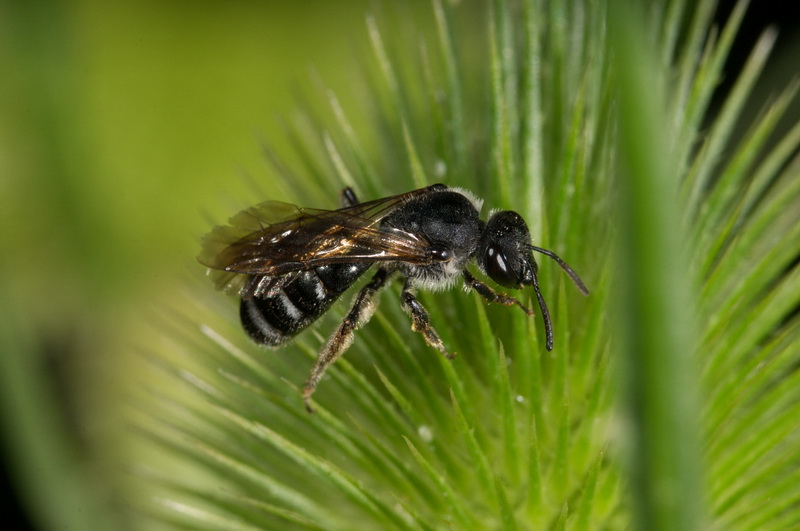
[199,185,441,291]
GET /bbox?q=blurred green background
[2,0,799,528]
[0,1,436,527]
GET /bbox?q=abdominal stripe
[240,298,286,346]
[240,264,371,347]
[240,268,343,346]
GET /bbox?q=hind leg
[302,267,389,412]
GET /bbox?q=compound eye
[485,244,517,288]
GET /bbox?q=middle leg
[340,186,359,207]
[400,279,454,360]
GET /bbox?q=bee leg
[302,268,389,413]
[340,187,359,207]
[400,279,454,360]
[462,271,534,315]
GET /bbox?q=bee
[200,183,588,411]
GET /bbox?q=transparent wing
[199,184,444,291]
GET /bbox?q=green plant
[133,0,800,529]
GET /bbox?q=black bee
[200,183,588,411]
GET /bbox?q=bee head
[477,210,536,289]
[476,209,588,351]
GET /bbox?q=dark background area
[714,0,800,118]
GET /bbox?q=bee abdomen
[240,263,370,346]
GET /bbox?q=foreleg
[462,270,533,315]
